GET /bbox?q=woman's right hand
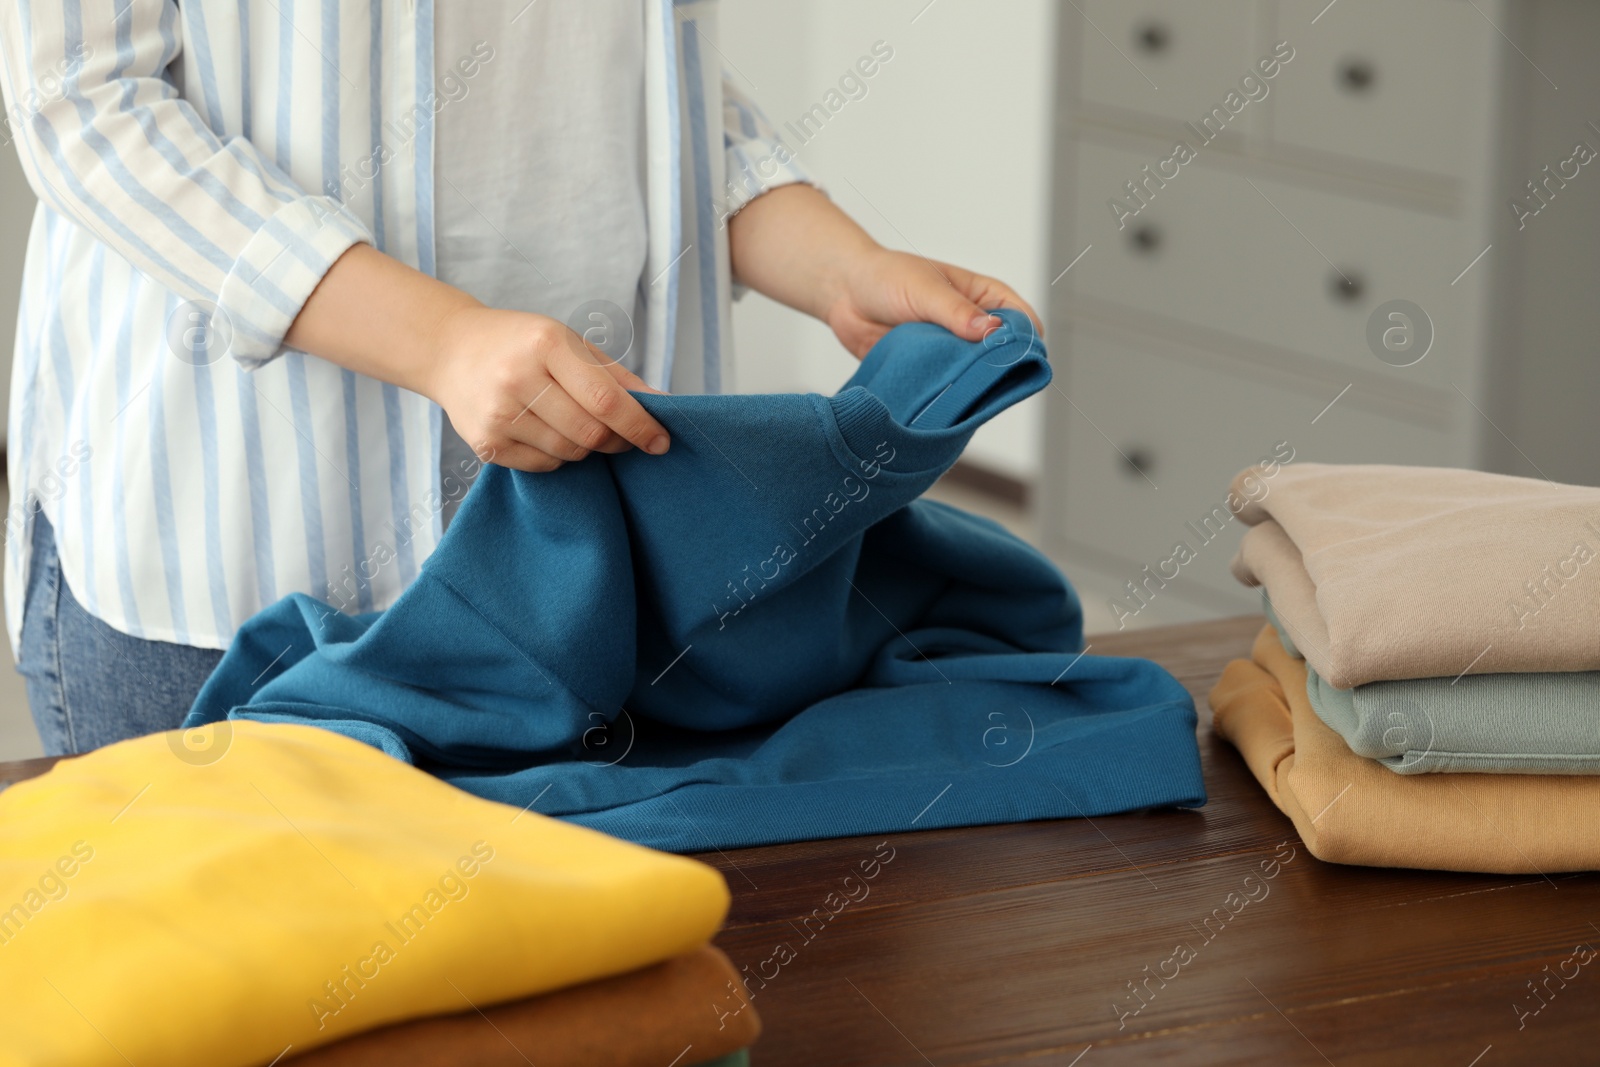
[286,244,671,475]
[424,305,671,473]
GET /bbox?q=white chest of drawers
[1039,0,1600,627]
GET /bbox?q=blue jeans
[15,514,224,755]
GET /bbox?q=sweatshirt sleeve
[0,0,373,368]
[720,72,816,220]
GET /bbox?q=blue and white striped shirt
[0,0,807,651]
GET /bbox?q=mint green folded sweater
[1267,596,1600,775]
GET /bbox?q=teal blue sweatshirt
[186,311,1205,850]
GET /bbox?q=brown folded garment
[1210,624,1600,874]
[1227,463,1600,688]
[282,944,759,1067]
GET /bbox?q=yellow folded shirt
[1211,625,1600,874]
[0,721,730,1067]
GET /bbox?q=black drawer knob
[1129,224,1162,254]
[1135,22,1171,54]
[1121,448,1154,478]
[1330,270,1365,303]
[1338,59,1376,93]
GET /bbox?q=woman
[0,0,1039,754]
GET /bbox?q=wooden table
[3,616,1597,1064]
[693,617,1600,1065]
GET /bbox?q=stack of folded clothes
[0,721,757,1067]
[1208,463,1600,874]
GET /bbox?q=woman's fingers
[517,386,628,456]
[935,258,1045,338]
[599,357,667,396]
[431,309,674,475]
[550,338,671,455]
[910,267,995,342]
[986,286,1044,337]
[483,439,569,473]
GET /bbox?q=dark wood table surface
[3,615,1597,1065]
[693,616,1600,1066]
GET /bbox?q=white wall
[0,137,37,756]
[0,142,32,442]
[718,0,1056,480]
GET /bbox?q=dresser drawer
[1067,140,1480,389]
[1076,0,1264,133]
[1268,0,1489,179]
[1049,329,1456,608]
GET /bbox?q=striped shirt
[0,0,808,652]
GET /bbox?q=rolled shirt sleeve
[0,0,372,368]
[720,72,815,220]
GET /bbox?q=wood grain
[693,616,1600,1065]
[3,615,1597,1064]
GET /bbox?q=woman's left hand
[821,246,1043,359]
[727,183,1043,360]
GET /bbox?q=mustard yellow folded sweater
[1210,626,1600,873]
[0,721,730,1067]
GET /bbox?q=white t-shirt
[434,1,648,524]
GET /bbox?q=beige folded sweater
[1211,625,1600,873]
[1228,463,1600,687]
